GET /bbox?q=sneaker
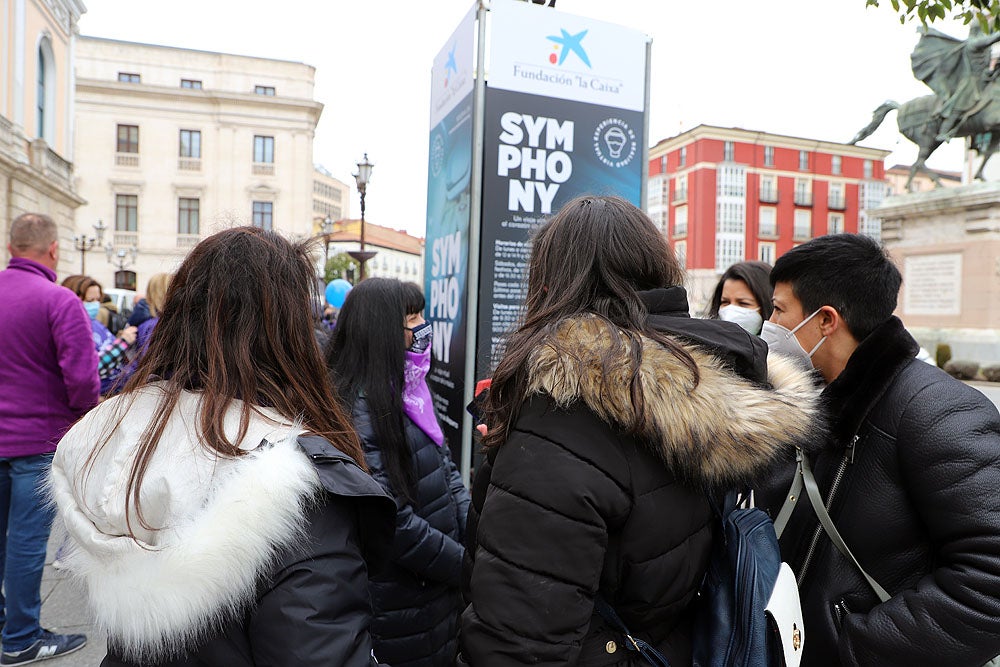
[0,631,87,665]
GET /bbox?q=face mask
[83,301,101,320]
[760,308,826,369]
[718,304,764,336]
[407,321,433,354]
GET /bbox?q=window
[794,209,811,241]
[674,174,688,202]
[115,194,138,232]
[828,213,844,235]
[758,242,776,265]
[794,178,812,206]
[254,85,276,96]
[759,207,777,237]
[674,206,688,236]
[764,145,774,167]
[178,198,200,235]
[117,72,140,83]
[179,130,201,158]
[759,175,777,202]
[180,79,202,89]
[37,41,54,140]
[724,141,734,162]
[864,159,874,179]
[679,146,687,167]
[831,155,842,175]
[799,150,809,171]
[660,156,666,172]
[674,241,687,269]
[828,182,845,209]
[117,124,139,153]
[253,135,274,163]
[252,201,273,231]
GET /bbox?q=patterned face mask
[407,321,433,354]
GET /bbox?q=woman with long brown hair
[48,227,395,666]
[459,196,820,665]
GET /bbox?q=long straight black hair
[326,278,423,503]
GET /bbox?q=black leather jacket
[757,317,1000,666]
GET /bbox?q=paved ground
[39,525,105,666]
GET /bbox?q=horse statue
[850,25,1000,192]
[848,95,999,191]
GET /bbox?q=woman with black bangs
[326,278,470,667]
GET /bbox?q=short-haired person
[704,260,773,335]
[755,233,1000,666]
[48,227,395,666]
[459,196,820,665]
[0,213,98,664]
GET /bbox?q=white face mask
[760,308,826,369]
[718,304,764,335]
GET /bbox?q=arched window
[36,36,56,142]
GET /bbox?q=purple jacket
[0,258,99,456]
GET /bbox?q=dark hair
[93,227,364,537]
[325,277,417,502]
[401,282,426,316]
[483,195,698,450]
[770,233,901,341]
[705,261,774,320]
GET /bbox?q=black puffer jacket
[101,436,395,667]
[459,310,820,666]
[353,396,471,667]
[756,317,1000,666]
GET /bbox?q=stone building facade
[72,36,322,289]
[1,0,87,273]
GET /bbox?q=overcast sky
[79,0,970,237]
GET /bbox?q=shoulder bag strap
[799,450,891,603]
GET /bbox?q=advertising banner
[425,6,477,457]
[476,0,649,378]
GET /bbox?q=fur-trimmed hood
[526,315,821,486]
[48,384,314,662]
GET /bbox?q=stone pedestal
[876,182,1000,363]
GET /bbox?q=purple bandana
[403,348,444,446]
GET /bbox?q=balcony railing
[674,224,688,237]
[178,158,201,171]
[673,188,687,203]
[793,227,811,242]
[252,162,275,176]
[828,195,847,210]
[114,231,138,247]
[28,139,73,189]
[759,188,778,203]
[794,191,813,206]
[115,152,140,167]
[176,234,200,249]
[759,224,778,237]
[0,116,17,157]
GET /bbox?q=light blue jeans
[0,453,56,652]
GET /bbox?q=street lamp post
[105,242,139,290]
[347,153,377,281]
[73,219,107,275]
[322,215,334,271]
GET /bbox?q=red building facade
[647,126,891,307]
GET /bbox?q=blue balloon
[325,279,353,308]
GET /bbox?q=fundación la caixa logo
[546,29,591,68]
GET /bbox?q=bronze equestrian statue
[850,24,1000,191]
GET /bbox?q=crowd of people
[2,200,1000,666]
